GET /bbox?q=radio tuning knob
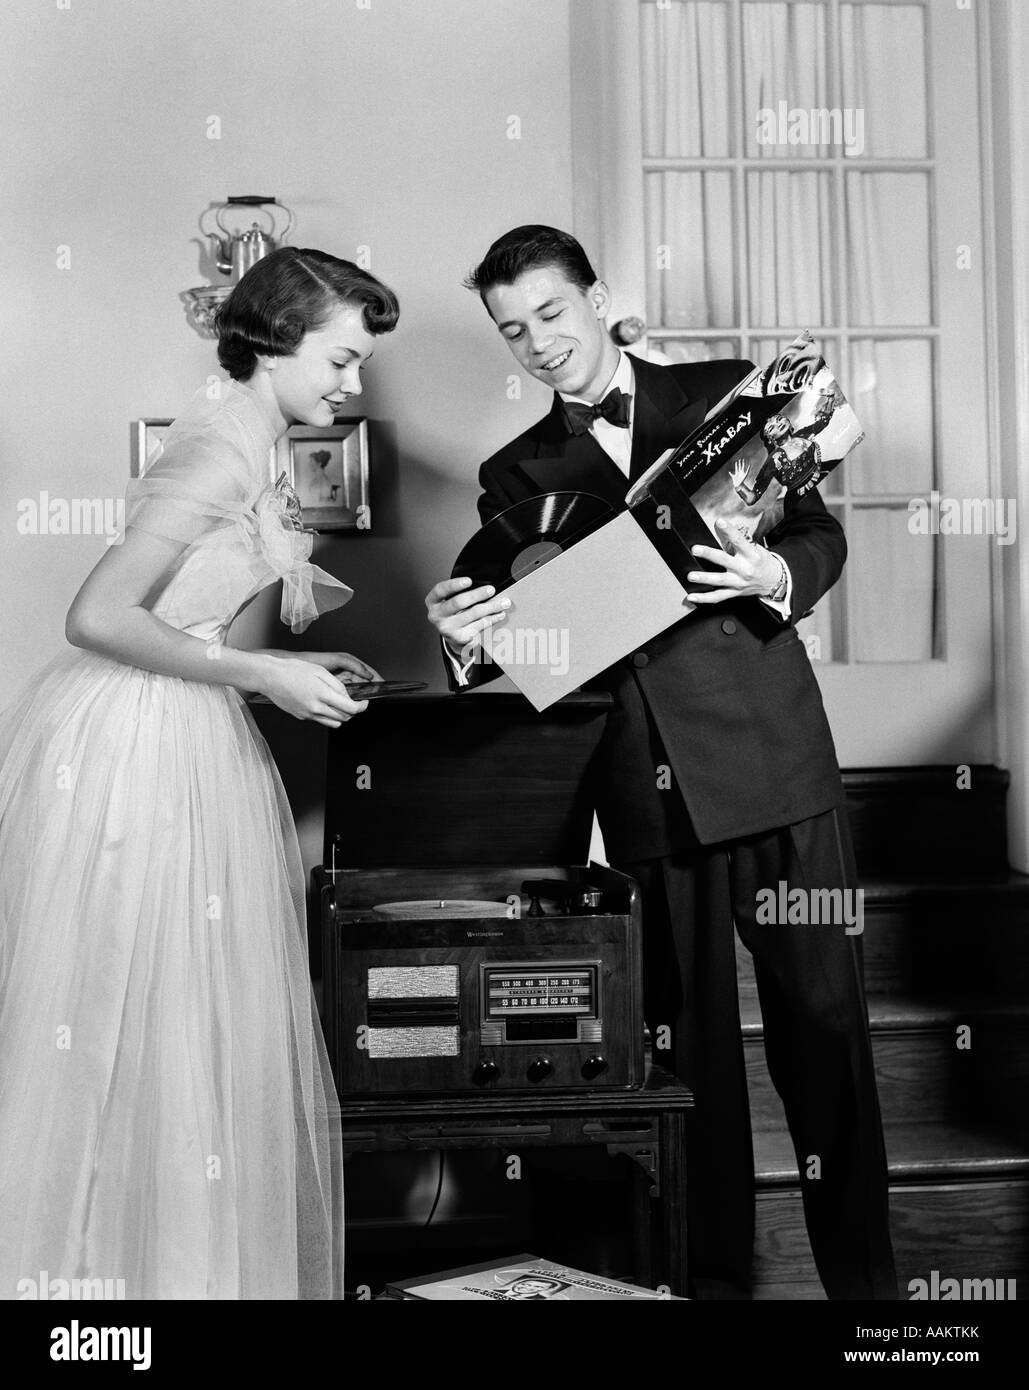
[473,1059,499,1086]
[527,1056,553,1082]
[582,1055,609,1080]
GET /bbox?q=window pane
[849,506,935,662]
[645,171,736,327]
[840,4,927,158]
[641,0,733,157]
[846,173,931,326]
[649,337,740,364]
[799,500,846,661]
[743,2,832,159]
[747,170,835,326]
[849,339,934,497]
[749,334,837,363]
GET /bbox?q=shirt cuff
[444,637,474,687]
[758,559,793,621]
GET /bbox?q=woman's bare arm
[65,527,366,727]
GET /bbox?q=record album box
[476,503,697,712]
[452,483,704,714]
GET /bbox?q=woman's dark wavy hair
[464,225,597,305]
[215,247,400,380]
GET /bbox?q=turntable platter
[371,899,511,919]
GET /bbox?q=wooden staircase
[744,767,1029,1299]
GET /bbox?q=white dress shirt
[558,349,636,477]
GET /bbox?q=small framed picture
[276,419,370,532]
[132,419,278,481]
[131,419,173,477]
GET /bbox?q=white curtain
[639,0,934,663]
[840,2,927,159]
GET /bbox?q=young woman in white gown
[0,247,399,1299]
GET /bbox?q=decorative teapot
[201,196,296,283]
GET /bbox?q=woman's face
[265,303,377,427]
[764,415,791,444]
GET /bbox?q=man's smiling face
[484,265,618,403]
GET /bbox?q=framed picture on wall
[132,420,277,481]
[131,419,173,477]
[276,419,370,532]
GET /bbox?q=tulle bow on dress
[125,383,353,636]
[245,472,353,633]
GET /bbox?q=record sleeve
[626,331,862,546]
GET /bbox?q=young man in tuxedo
[424,225,897,1300]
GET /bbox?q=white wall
[0,0,573,704]
[988,0,1029,871]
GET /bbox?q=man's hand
[425,576,510,660]
[686,518,782,604]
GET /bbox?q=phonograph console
[318,691,645,1098]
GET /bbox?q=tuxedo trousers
[617,807,898,1300]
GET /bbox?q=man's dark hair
[464,225,598,303]
[216,246,400,380]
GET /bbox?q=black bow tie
[562,388,631,436]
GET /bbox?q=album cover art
[628,331,864,545]
[387,1253,684,1300]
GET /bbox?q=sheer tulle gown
[0,381,351,1298]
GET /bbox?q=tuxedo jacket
[451,354,847,862]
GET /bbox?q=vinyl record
[451,491,616,592]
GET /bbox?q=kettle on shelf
[200,196,296,283]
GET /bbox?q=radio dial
[473,1060,500,1086]
[582,1054,609,1080]
[527,1056,553,1082]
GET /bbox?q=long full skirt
[0,649,343,1299]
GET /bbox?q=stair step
[753,1177,1029,1297]
[740,992,1029,1034]
[861,873,1029,906]
[754,1120,1029,1186]
[735,875,1029,1002]
[842,766,1010,878]
[741,996,1029,1130]
[724,766,1025,1296]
